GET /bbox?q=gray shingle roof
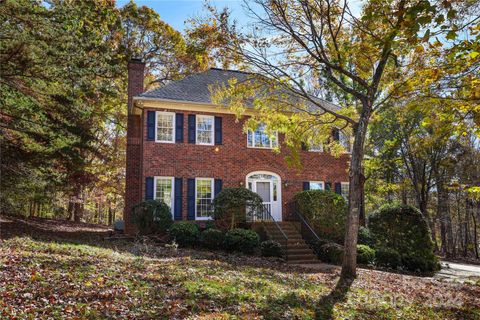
[137,68,340,111]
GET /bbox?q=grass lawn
[1,216,479,319]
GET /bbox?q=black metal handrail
[248,204,289,260]
[289,208,321,251]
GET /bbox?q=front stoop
[262,222,318,264]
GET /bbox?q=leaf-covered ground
[1,216,479,319]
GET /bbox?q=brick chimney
[127,58,145,114]
[124,58,145,234]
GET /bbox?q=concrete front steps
[262,221,318,264]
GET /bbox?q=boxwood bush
[224,228,260,254]
[375,247,401,269]
[368,204,440,273]
[358,226,375,247]
[200,228,225,250]
[315,242,344,265]
[293,190,347,243]
[260,240,284,257]
[131,200,173,235]
[213,188,264,231]
[357,244,375,265]
[168,222,200,247]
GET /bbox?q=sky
[116,0,249,32]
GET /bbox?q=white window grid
[154,177,174,216]
[156,112,175,143]
[310,181,325,190]
[247,124,278,149]
[195,178,214,219]
[196,115,214,145]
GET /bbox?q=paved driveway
[436,261,480,283]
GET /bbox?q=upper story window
[247,124,278,149]
[339,131,352,153]
[156,111,175,143]
[341,182,349,200]
[309,143,323,152]
[196,115,214,145]
[310,181,325,190]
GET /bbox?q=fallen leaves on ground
[0,216,479,319]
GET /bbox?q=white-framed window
[339,131,351,153]
[247,124,278,149]
[309,143,323,152]
[195,178,214,220]
[196,115,214,145]
[154,177,174,215]
[310,181,325,190]
[341,182,349,200]
[156,111,175,143]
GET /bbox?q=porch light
[284,180,289,187]
[214,147,219,152]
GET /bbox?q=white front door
[246,172,282,221]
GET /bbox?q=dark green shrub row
[357,244,375,265]
[167,223,262,254]
[313,240,344,265]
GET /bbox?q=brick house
[125,59,350,238]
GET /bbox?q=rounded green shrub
[368,204,439,273]
[375,247,401,269]
[200,228,225,250]
[168,222,200,247]
[357,244,375,265]
[358,226,375,247]
[293,190,347,243]
[131,200,173,235]
[260,240,284,257]
[213,188,264,231]
[316,242,344,265]
[224,228,260,254]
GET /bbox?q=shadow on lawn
[315,277,353,320]
[1,215,336,276]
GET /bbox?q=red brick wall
[126,107,349,228]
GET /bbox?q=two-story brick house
[124,59,350,235]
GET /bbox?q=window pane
[339,131,351,152]
[196,179,213,217]
[247,131,253,147]
[310,182,324,190]
[196,116,213,144]
[155,178,173,209]
[341,183,349,200]
[157,113,174,142]
[248,124,278,148]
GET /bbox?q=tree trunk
[67,199,74,221]
[341,108,370,279]
[471,205,479,259]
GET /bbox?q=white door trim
[246,171,282,221]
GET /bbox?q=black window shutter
[303,182,310,191]
[325,182,332,191]
[175,113,184,143]
[145,177,154,200]
[187,178,195,220]
[334,182,342,194]
[301,142,308,151]
[147,111,155,141]
[214,179,223,197]
[174,178,183,220]
[332,128,340,141]
[188,114,196,143]
[214,117,222,145]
